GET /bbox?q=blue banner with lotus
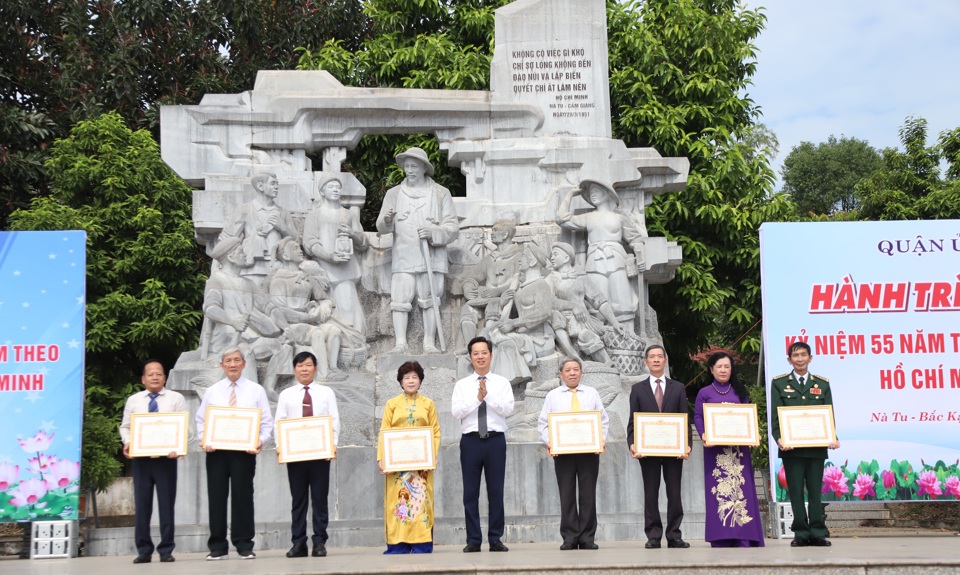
[0,231,86,522]
[760,221,960,502]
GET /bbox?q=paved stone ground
[3,537,960,575]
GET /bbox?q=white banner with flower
[0,231,86,522]
[760,221,960,502]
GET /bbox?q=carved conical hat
[578,179,620,208]
[395,147,435,177]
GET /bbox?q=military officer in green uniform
[770,341,840,547]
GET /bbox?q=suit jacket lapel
[640,377,658,411]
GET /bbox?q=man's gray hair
[220,346,243,361]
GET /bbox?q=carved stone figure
[264,239,350,392]
[557,180,646,326]
[459,219,523,344]
[547,242,625,365]
[375,147,459,354]
[489,242,556,384]
[218,171,299,285]
[303,174,369,334]
[201,236,287,383]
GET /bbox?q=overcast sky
[744,1,960,189]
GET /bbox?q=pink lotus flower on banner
[27,454,59,475]
[822,466,849,496]
[0,463,19,491]
[18,430,54,453]
[944,476,960,498]
[45,459,80,489]
[852,473,876,499]
[8,477,49,507]
[778,465,787,489]
[881,469,896,489]
[917,470,942,498]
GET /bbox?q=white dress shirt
[536,384,609,445]
[274,382,340,445]
[196,376,274,443]
[451,371,514,434]
[119,388,187,445]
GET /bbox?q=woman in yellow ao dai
[377,361,441,553]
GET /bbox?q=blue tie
[148,392,159,413]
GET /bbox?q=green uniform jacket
[770,372,834,459]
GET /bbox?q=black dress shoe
[133,553,152,564]
[286,544,308,558]
[312,543,327,557]
[809,536,831,547]
[580,542,599,550]
[667,538,690,548]
[489,541,509,552]
[560,542,577,550]
[644,539,661,549]
[159,554,175,563]
[790,537,809,547]
[463,543,482,553]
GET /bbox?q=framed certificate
[277,416,335,463]
[633,413,688,457]
[547,411,604,455]
[702,403,760,446]
[380,427,436,473]
[202,406,261,452]
[778,405,836,448]
[129,412,189,457]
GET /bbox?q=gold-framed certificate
[129,412,189,457]
[702,403,760,446]
[380,427,436,473]
[778,405,836,448]
[276,416,336,463]
[547,411,604,455]
[202,406,261,452]
[633,413,688,457]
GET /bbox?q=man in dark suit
[771,341,840,548]
[626,345,692,549]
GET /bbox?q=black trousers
[783,456,827,540]
[459,432,506,545]
[638,456,684,541]
[205,450,257,553]
[133,457,178,555]
[554,453,600,545]
[286,459,331,547]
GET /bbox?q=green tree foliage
[608,0,794,377]
[8,112,207,490]
[856,116,960,221]
[781,135,883,215]
[0,0,366,226]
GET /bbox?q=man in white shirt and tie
[451,336,514,553]
[196,347,274,560]
[626,345,692,549]
[274,351,340,558]
[120,359,186,564]
[537,357,609,550]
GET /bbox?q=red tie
[302,386,313,418]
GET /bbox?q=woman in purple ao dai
[693,351,765,547]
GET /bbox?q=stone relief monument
[115,0,700,556]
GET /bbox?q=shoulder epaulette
[772,373,790,380]
[813,374,829,383]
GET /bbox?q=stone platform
[4,538,960,575]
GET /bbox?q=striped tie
[229,382,238,407]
